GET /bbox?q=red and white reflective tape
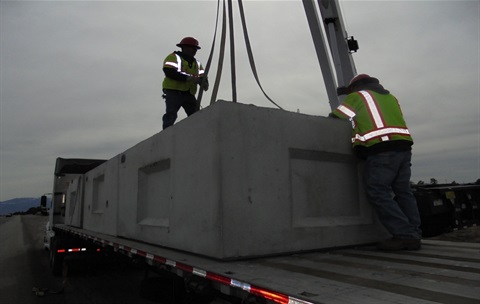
[57,247,87,253]
[68,247,86,252]
[55,226,313,304]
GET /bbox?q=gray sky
[1,0,479,201]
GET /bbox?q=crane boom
[303,0,357,110]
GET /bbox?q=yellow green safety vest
[162,52,205,95]
[332,90,413,148]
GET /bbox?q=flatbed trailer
[43,1,480,303]
[52,223,480,304]
[44,98,480,304]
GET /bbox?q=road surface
[0,215,164,304]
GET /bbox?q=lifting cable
[208,0,227,106]
[196,0,221,110]
[203,0,283,110]
[237,0,283,110]
[208,0,236,104]
[227,0,237,103]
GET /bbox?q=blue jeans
[363,150,422,239]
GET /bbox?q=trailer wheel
[50,238,64,276]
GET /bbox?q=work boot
[377,237,421,251]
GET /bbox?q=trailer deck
[55,224,480,304]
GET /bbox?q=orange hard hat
[176,37,201,49]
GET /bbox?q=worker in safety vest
[330,74,422,251]
[162,37,208,129]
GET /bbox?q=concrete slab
[95,101,387,259]
[64,102,388,259]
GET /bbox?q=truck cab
[44,158,106,273]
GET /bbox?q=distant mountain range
[0,197,45,215]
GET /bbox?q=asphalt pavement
[0,215,159,304]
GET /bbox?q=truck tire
[50,238,64,276]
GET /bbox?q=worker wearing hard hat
[162,37,208,129]
[330,74,422,251]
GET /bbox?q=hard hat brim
[176,43,201,50]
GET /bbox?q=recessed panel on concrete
[290,148,370,228]
[65,176,83,228]
[137,159,171,227]
[82,156,119,236]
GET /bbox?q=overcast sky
[1,0,479,201]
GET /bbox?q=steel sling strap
[237,0,283,110]
[209,0,228,105]
[211,0,239,104]
[196,0,221,110]
[209,0,283,109]
[228,0,237,103]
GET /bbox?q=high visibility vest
[332,90,413,148]
[162,52,205,95]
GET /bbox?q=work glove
[336,86,351,96]
[186,75,202,85]
[200,77,209,91]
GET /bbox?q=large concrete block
[82,156,119,236]
[109,101,388,259]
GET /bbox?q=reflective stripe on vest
[359,91,388,142]
[336,104,355,118]
[198,60,205,76]
[164,54,204,77]
[165,54,190,76]
[353,90,410,143]
[353,127,410,143]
